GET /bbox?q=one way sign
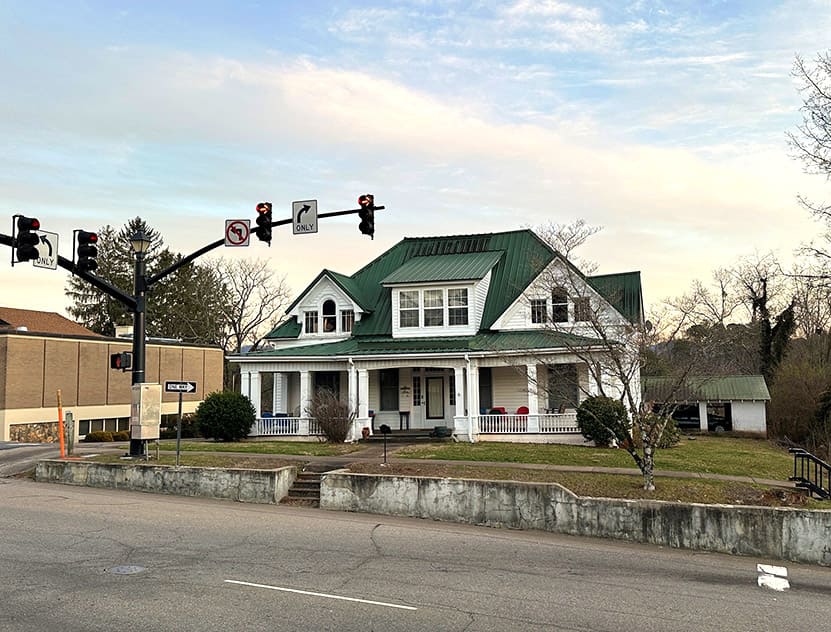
[165,381,197,393]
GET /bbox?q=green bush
[576,396,628,447]
[196,391,255,442]
[306,388,354,443]
[112,431,130,441]
[84,431,114,442]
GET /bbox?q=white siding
[472,271,491,330]
[732,401,767,433]
[491,366,531,413]
[289,276,361,340]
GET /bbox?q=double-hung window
[448,288,469,326]
[423,290,444,327]
[551,288,569,323]
[399,290,419,328]
[340,309,355,333]
[531,299,548,324]
[304,311,318,334]
[574,297,590,322]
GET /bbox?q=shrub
[84,431,114,442]
[576,396,628,447]
[306,388,354,443]
[195,391,256,442]
[112,431,130,441]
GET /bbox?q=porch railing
[477,412,579,434]
[253,416,325,437]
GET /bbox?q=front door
[411,374,424,427]
[426,377,445,420]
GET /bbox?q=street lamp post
[128,230,151,457]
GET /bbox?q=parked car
[668,404,732,433]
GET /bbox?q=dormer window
[400,290,419,328]
[340,309,354,332]
[304,311,318,334]
[424,290,444,327]
[322,300,336,332]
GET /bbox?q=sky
[1,0,830,320]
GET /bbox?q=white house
[228,229,644,442]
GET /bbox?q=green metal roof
[264,229,643,342]
[642,375,770,402]
[587,271,644,325]
[246,329,603,358]
[381,251,504,285]
[265,318,302,339]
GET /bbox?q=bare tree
[788,52,831,221]
[207,258,291,355]
[520,223,706,490]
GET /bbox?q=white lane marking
[757,563,790,591]
[224,580,418,611]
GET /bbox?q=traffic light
[110,352,132,371]
[255,202,273,245]
[76,230,99,272]
[15,216,41,262]
[358,194,375,239]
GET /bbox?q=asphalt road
[1,479,830,631]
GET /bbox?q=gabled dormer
[381,251,502,338]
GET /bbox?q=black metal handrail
[789,447,831,499]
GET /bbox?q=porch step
[280,470,322,507]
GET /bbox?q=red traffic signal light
[358,194,375,239]
[76,230,99,272]
[255,202,273,245]
[14,216,41,262]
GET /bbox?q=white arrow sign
[165,381,197,393]
[33,230,59,270]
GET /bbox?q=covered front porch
[238,356,590,443]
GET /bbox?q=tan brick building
[0,307,223,442]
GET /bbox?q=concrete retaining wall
[35,460,296,504]
[320,471,831,566]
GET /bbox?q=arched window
[322,299,337,332]
[551,287,568,322]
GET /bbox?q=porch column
[299,370,311,417]
[358,369,370,426]
[454,366,465,419]
[250,372,262,418]
[466,363,480,440]
[526,363,539,432]
[240,371,251,400]
[348,361,361,440]
[273,372,288,414]
[698,401,708,432]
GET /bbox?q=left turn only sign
[33,230,59,270]
[225,220,251,247]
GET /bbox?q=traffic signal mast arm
[0,201,385,308]
[144,204,385,286]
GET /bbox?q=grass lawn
[153,440,362,457]
[393,435,794,481]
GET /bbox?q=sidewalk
[0,439,794,489]
[101,440,795,489]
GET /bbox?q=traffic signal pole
[1,200,385,458]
